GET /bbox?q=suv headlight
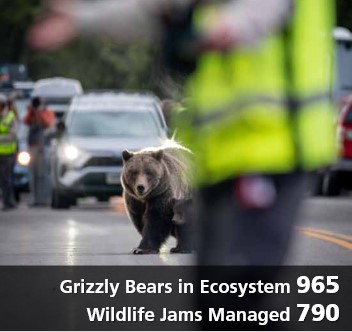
[59,143,89,168]
[17,151,31,166]
[63,144,80,161]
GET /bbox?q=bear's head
[121,149,165,199]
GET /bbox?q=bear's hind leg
[171,223,193,254]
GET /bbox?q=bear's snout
[135,174,149,196]
[136,185,145,194]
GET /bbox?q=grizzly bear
[121,141,193,254]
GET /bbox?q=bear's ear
[152,150,163,161]
[122,150,134,162]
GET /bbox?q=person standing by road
[179,0,336,266]
[23,96,55,207]
[0,94,17,211]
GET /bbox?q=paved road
[0,196,351,265]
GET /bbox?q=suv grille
[84,156,123,168]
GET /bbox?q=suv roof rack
[83,89,159,99]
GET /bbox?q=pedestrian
[23,96,55,207]
[0,93,17,211]
[178,0,336,266]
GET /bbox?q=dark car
[0,64,29,89]
[50,92,168,208]
[315,101,352,196]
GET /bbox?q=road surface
[0,196,351,265]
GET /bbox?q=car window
[34,82,81,98]
[68,111,161,138]
[344,107,352,124]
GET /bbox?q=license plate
[106,173,120,185]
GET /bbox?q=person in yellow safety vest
[0,94,17,210]
[173,0,337,266]
[170,2,336,328]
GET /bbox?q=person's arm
[23,108,33,125]
[28,0,292,50]
[63,0,194,39]
[200,0,293,50]
[8,102,20,121]
[28,0,194,49]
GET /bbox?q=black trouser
[0,155,16,208]
[196,172,306,265]
[195,172,306,330]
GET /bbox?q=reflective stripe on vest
[0,111,16,155]
[192,92,331,127]
[178,0,336,185]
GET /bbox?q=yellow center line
[297,227,352,242]
[298,230,352,250]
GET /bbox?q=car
[315,100,352,196]
[50,92,168,208]
[0,64,30,89]
[32,77,83,119]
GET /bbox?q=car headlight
[63,144,80,161]
[17,151,31,166]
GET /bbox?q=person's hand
[27,0,78,50]
[199,20,237,52]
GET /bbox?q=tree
[1,0,352,96]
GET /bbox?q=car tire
[97,196,109,203]
[14,190,21,203]
[324,172,340,197]
[51,189,71,209]
[311,173,324,196]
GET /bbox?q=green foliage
[0,0,163,94]
[1,0,352,96]
[0,0,41,61]
[24,37,161,92]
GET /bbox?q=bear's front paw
[131,248,159,255]
[170,247,192,254]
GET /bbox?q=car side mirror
[56,121,66,134]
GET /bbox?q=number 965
[297,276,339,294]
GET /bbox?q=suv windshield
[68,110,161,138]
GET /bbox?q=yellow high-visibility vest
[0,111,16,156]
[177,0,337,185]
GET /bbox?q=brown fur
[121,140,193,254]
